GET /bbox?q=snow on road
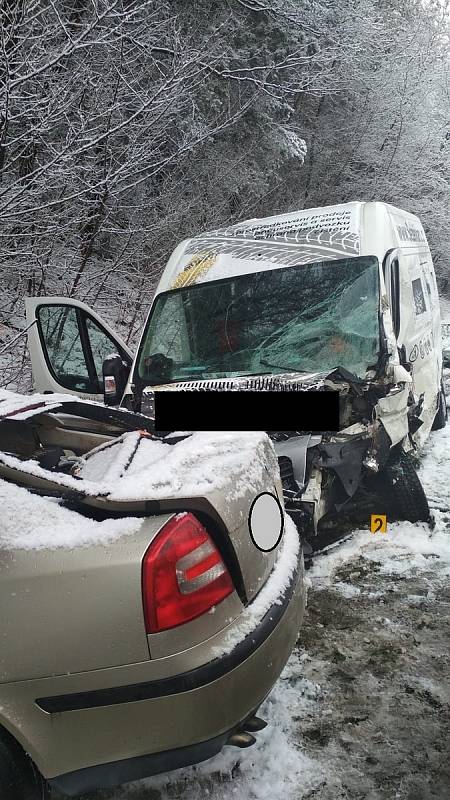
[82,425,450,800]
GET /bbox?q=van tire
[431,381,447,431]
[0,728,48,800]
[382,450,430,523]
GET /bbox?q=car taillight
[142,513,234,633]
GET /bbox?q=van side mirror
[102,354,130,406]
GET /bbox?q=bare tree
[0,0,447,389]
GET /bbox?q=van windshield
[136,256,380,385]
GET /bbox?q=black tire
[381,449,430,523]
[0,728,48,800]
[432,380,447,431]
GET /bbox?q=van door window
[36,305,126,393]
[421,260,437,305]
[36,305,95,392]
[85,316,125,386]
[412,277,427,316]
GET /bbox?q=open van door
[25,297,133,403]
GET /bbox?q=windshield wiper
[259,359,311,374]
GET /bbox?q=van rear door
[25,297,132,402]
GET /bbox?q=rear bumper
[48,552,306,796]
[3,550,305,794]
[50,716,252,795]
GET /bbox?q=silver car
[0,391,306,798]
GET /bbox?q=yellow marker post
[370,514,387,534]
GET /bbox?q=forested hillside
[0,0,448,389]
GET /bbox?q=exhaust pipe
[226,715,268,748]
[227,731,257,748]
[242,715,267,733]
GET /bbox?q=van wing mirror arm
[102,354,131,406]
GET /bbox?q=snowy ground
[60,423,449,800]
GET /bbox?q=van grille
[156,376,321,392]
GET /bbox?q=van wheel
[381,450,430,523]
[431,381,447,431]
[0,728,48,800]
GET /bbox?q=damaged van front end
[24,202,444,542]
[266,273,437,537]
[132,205,442,540]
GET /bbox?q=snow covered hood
[0,390,281,532]
[0,428,277,505]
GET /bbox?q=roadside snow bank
[309,520,450,586]
[418,423,450,512]
[0,478,142,550]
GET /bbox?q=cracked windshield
[138,255,380,385]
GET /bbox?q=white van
[25,201,446,537]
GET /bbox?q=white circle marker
[248,492,284,552]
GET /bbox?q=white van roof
[155,201,429,293]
